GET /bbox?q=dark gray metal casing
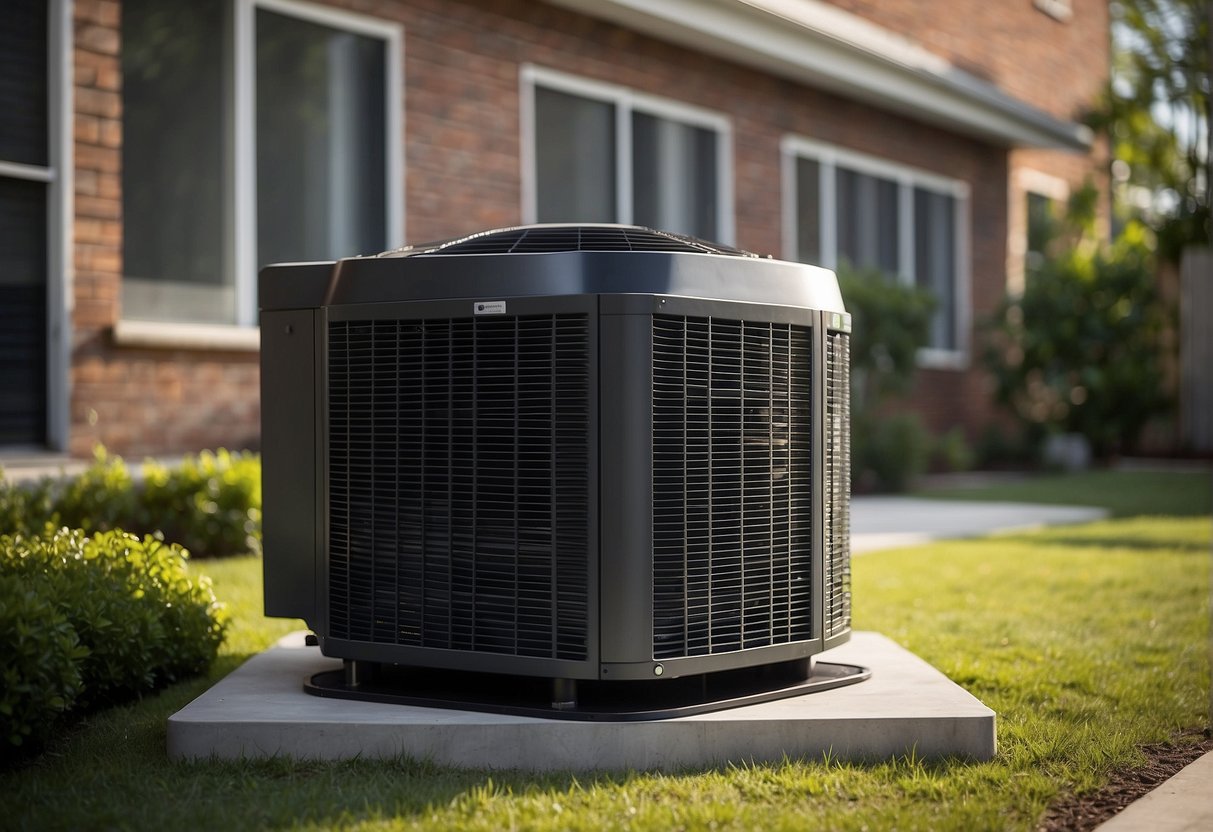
[260,225,851,682]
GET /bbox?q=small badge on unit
[474,300,507,315]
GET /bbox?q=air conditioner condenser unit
[260,224,863,719]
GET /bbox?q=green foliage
[1086,0,1211,257]
[0,575,87,752]
[838,265,937,491]
[985,199,1172,457]
[837,265,935,407]
[932,426,976,473]
[0,447,262,557]
[0,528,226,757]
[853,412,933,493]
[139,450,263,558]
[52,447,138,533]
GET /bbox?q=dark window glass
[256,9,387,268]
[795,157,820,264]
[0,177,48,444]
[632,112,717,239]
[0,0,49,167]
[835,166,899,274]
[535,88,616,223]
[914,187,957,350]
[121,0,231,322]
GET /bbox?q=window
[0,0,62,446]
[121,0,402,326]
[782,137,969,364]
[522,65,733,243]
[1025,191,1057,274]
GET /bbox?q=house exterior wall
[64,0,1106,456]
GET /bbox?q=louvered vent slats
[327,314,589,661]
[824,332,852,639]
[652,315,813,659]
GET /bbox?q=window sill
[112,319,260,352]
[916,347,968,371]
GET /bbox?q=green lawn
[915,468,1212,517]
[3,476,1209,831]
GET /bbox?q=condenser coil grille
[327,314,590,660]
[651,315,814,659]
[824,332,852,638]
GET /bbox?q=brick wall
[69,0,1104,455]
[828,0,1109,125]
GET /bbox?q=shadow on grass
[997,532,1211,553]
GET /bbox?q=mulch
[1037,728,1213,832]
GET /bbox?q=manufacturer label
[474,300,507,315]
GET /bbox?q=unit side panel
[261,309,319,622]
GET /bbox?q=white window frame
[120,0,404,335]
[780,134,971,370]
[519,63,735,245]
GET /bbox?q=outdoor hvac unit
[260,224,852,706]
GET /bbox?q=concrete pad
[167,631,995,770]
[852,497,1107,554]
[1094,751,1213,832]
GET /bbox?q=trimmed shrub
[0,574,87,752]
[140,450,262,558]
[0,528,226,732]
[0,447,262,557]
[837,264,937,492]
[853,411,933,493]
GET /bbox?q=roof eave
[544,0,1093,151]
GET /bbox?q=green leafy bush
[0,448,262,557]
[837,265,936,491]
[932,426,976,473]
[139,450,262,557]
[985,200,1172,458]
[853,412,933,493]
[0,528,225,754]
[0,574,87,752]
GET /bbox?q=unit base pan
[305,658,870,721]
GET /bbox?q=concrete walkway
[851,495,1106,553]
[1094,751,1213,832]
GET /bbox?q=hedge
[0,528,226,757]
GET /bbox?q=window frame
[120,0,404,332]
[780,134,971,369]
[519,63,735,245]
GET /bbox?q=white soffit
[544,0,1092,150]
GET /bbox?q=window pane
[835,167,898,275]
[795,157,820,264]
[0,0,48,167]
[0,177,47,444]
[122,0,231,323]
[914,187,957,350]
[1026,191,1055,274]
[535,87,616,223]
[632,112,718,239]
[256,9,387,269]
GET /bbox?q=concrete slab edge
[168,631,995,771]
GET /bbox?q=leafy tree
[985,188,1171,458]
[1088,0,1211,257]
